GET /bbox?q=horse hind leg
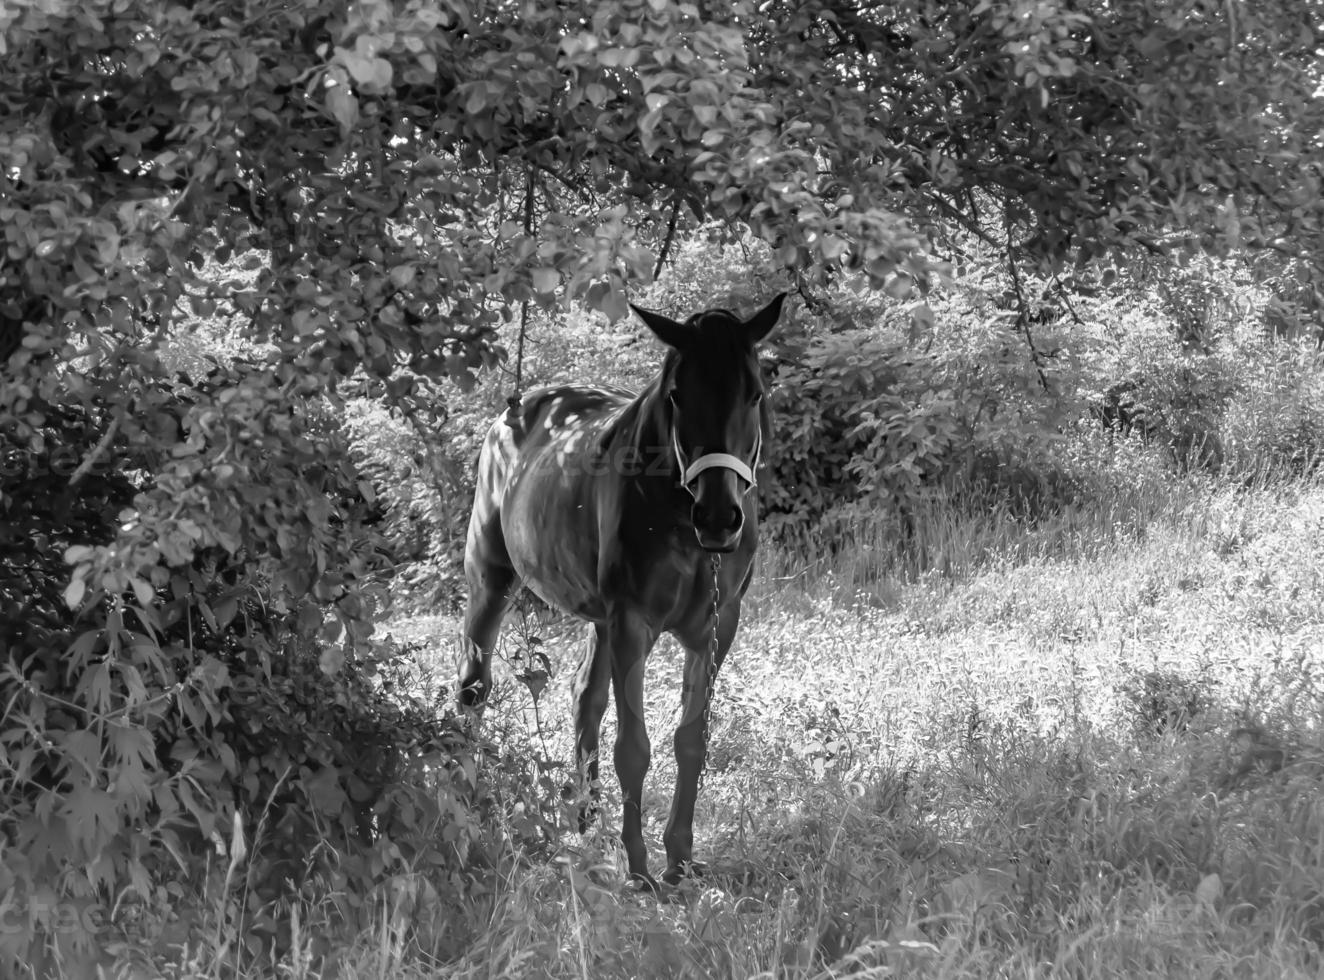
[458,515,518,709]
[571,623,613,832]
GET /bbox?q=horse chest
[613,517,751,629]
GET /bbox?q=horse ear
[631,304,693,349]
[744,292,786,344]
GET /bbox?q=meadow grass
[130,453,1324,979]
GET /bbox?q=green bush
[761,274,1085,554]
[1221,337,1324,477]
[0,368,520,972]
[340,394,474,610]
[1117,666,1216,737]
[1092,291,1324,480]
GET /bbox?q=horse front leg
[607,615,659,889]
[664,601,740,886]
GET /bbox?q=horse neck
[599,374,677,489]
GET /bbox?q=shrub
[1221,337,1324,477]
[1117,666,1216,738]
[1123,347,1240,470]
[0,367,514,973]
[761,274,1085,554]
[341,394,476,610]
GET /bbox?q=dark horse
[458,294,785,889]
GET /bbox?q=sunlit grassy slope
[357,467,1324,979]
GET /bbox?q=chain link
[698,551,721,791]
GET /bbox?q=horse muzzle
[675,433,757,553]
[694,529,742,553]
[691,486,745,552]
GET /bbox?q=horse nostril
[694,501,742,533]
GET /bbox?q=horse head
[631,294,785,552]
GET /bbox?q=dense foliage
[2,0,1322,972]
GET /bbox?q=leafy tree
[746,0,1323,263]
[2,0,1322,970]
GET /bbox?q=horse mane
[682,309,775,445]
[593,361,674,465]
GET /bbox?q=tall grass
[394,453,1324,978]
[99,437,1324,979]
[761,425,1323,602]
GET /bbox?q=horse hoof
[457,684,487,711]
[559,784,598,833]
[662,860,708,886]
[627,872,661,895]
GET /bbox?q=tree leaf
[531,267,559,295]
[131,577,154,607]
[326,86,358,133]
[319,645,346,676]
[64,576,87,610]
[389,263,416,288]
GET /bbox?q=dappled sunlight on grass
[358,478,1324,979]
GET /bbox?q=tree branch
[68,413,122,489]
[1004,212,1051,392]
[653,197,681,281]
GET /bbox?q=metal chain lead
[698,551,721,791]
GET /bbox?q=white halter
[671,418,762,495]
